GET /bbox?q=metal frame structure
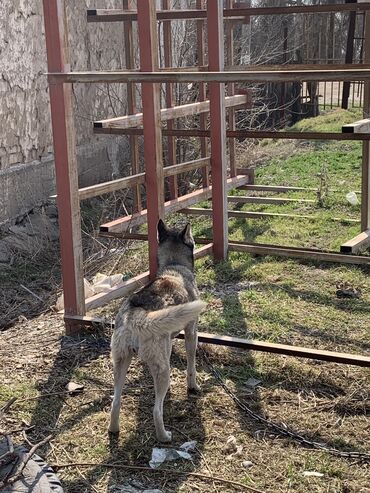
[42,1,370,367]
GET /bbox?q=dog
[109,219,205,442]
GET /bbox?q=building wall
[0,0,132,224]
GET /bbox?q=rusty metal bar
[42,0,85,332]
[137,1,164,279]
[162,0,177,199]
[197,0,209,188]
[94,127,370,140]
[48,66,370,84]
[63,314,370,367]
[86,4,370,22]
[208,0,228,260]
[123,0,141,211]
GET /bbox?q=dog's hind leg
[184,321,200,392]
[148,362,172,442]
[109,352,132,434]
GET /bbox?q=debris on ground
[241,461,253,469]
[65,381,84,395]
[149,441,197,469]
[336,281,362,299]
[303,471,324,478]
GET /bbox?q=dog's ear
[181,223,194,247]
[158,219,169,243]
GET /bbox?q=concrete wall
[0,0,133,225]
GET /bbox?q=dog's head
[157,219,195,271]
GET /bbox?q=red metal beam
[162,0,178,200]
[208,0,228,260]
[197,0,209,188]
[42,0,85,330]
[137,1,164,279]
[123,0,141,212]
[63,314,370,367]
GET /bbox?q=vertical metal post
[361,10,370,230]
[342,0,357,109]
[42,0,85,333]
[197,0,210,188]
[123,0,141,211]
[207,0,228,260]
[137,1,164,278]
[163,0,178,199]
[226,0,236,177]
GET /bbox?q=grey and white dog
[109,220,205,442]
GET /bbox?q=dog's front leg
[109,353,132,434]
[184,321,200,392]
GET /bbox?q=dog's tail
[146,300,206,335]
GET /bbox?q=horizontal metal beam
[340,229,370,254]
[48,66,370,84]
[239,184,362,194]
[181,207,359,223]
[86,3,370,23]
[63,314,370,367]
[94,126,370,141]
[227,195,315,205]
[94,94,249,129]
[228,242,370,265]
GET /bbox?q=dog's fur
[109,220,205,442]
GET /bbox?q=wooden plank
[77,158,209,201]
[79,172,145,200]
[340,229,370,254]
[86,4,370,22]
[94,127,370,140]
[42,0,85,331]
[83,243,213,310]
[208,0,228,261]
[228,242,370,265]
[64,314,370,367]
[49,66,370,84]
[85,272,150,311]
[94,94,249,129]
[227,196,315,205]
[342,118,370,133]
[163,157,210,177]
[181,207,359,223]
[99,174,250,233]
[123,0,141,212]
[362,11,370,230]
[137,1,164,279]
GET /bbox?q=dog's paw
[187,383,201,395]
[108,425,120,435]
[157,430,172,443]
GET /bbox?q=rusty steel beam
[42,0,85,332]
[137,1,164,279]
[48,66,370,84]
[86,4,370,23]
[94,127,370,140]
[64,314,370,367]
[208,0,228,260]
